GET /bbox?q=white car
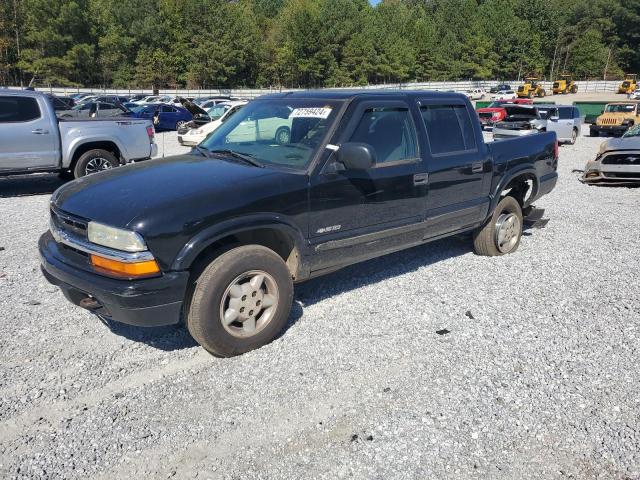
[178,101,247,146]
[465,88,485,100]
[629,88,640,100]
[493,90,517,100]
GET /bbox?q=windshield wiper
[194,145,211,157]
[209,149,265,168]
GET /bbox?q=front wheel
[275,126,291,145]
[473,196,523,256]
[187,245,294,357]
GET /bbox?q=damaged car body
[582,124,640,184]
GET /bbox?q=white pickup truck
[0,90,157,178]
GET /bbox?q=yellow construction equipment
[552,73,578,95]
[517,76,546,98]
[618,74,637,94]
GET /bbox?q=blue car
[133,103,193,131]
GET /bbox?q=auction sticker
[290,107,332,119]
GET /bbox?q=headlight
[195,128,204,134]
[87,222,147,252]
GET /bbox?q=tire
[275,126,291,145]
[590,128,598,137]
[187,245,294,357]
[473,196,523,257]
[527,92,532,99]
[569,127,578,145]
[176,120,187,130]
[73,149,119,178]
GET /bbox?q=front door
[0,95,58,172]
[308,99,429,270]
[416,99,491,237]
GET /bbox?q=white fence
[5,80,623,98]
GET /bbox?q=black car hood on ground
[51,153,291,232]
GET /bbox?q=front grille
[51,207,88,239]
[602,154,640,165]
[600,118,621,126]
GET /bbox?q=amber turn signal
[90,254,160,278]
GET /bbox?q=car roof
[257,89,469,101]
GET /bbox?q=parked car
[476,99,533,129]
[40,90,558,357]
[545,105,582,144]
[70,93,92,101]
[132,95,165,105]
[490,83,511,93]
[178,100,247,146]
[590,101,640,137]
[128,94,148,102]
[493,104,549,139]
[582,124,640,184]
[57,101,133,119]
[630,88,640,100]
[0,90,156,178]
[132,103,193,131]
[493,90,517,100]
[46,94,76,111]
[465,88,486,100]
[173,98,212,134]
[194,96,232,106]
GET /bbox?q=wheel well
[189,228,301,281]
[501,173,536,208]
[70,142,122,170]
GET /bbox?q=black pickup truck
[40,90,558,357]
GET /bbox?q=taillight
[146,126,155,141]
[554,140,559,160]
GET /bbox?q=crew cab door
[0,95,59,172]
[308,99,428,269]
[417,99,491,236]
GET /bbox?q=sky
[370,0,381,4]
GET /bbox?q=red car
[477,99,533,129]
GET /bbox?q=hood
[600,136,640,153]
[178,97,209,117]
[51,153,283,231]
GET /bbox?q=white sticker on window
[290,107,332,119]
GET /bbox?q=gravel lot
[1,127,639,479]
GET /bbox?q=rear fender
[64,135,127,167]
[489,166,538,214]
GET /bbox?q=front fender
[171,214,309,272]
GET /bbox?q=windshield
[206,104,230,120]
[623,124,640,138]
[605,104,636,113]
[199,99,342,170]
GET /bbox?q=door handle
[31,129,49,135]
[470,161,484,173]
[413,172,429,185]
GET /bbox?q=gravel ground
[1,127,639,479]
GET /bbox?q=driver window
[349,106,418,164]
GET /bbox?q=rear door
[417,100,491,236]
[0,95,58,171]
[547,106,572,141]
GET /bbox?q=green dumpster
[573,101,608,124]
[475,101,491,109]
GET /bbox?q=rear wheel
[473,196,523,256]
[187,245,294,357]
[569,127,578,145]
[73,149,119,178]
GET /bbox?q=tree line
[1,0,639,89]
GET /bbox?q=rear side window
[559,107,572,120]
[420,104,477,155]
[573,107,581,119]
[161,105,176,113]
[0,96,41,123]
[349,107,418,164]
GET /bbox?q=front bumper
[590,125,629,137]
[39,231,189,327]
[581,160,640,184]
[177,135,199,147]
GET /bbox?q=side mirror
[336,142,376,170]
[549,116,559,121]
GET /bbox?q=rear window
[421,104,477,155]
[0,96,41,122]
